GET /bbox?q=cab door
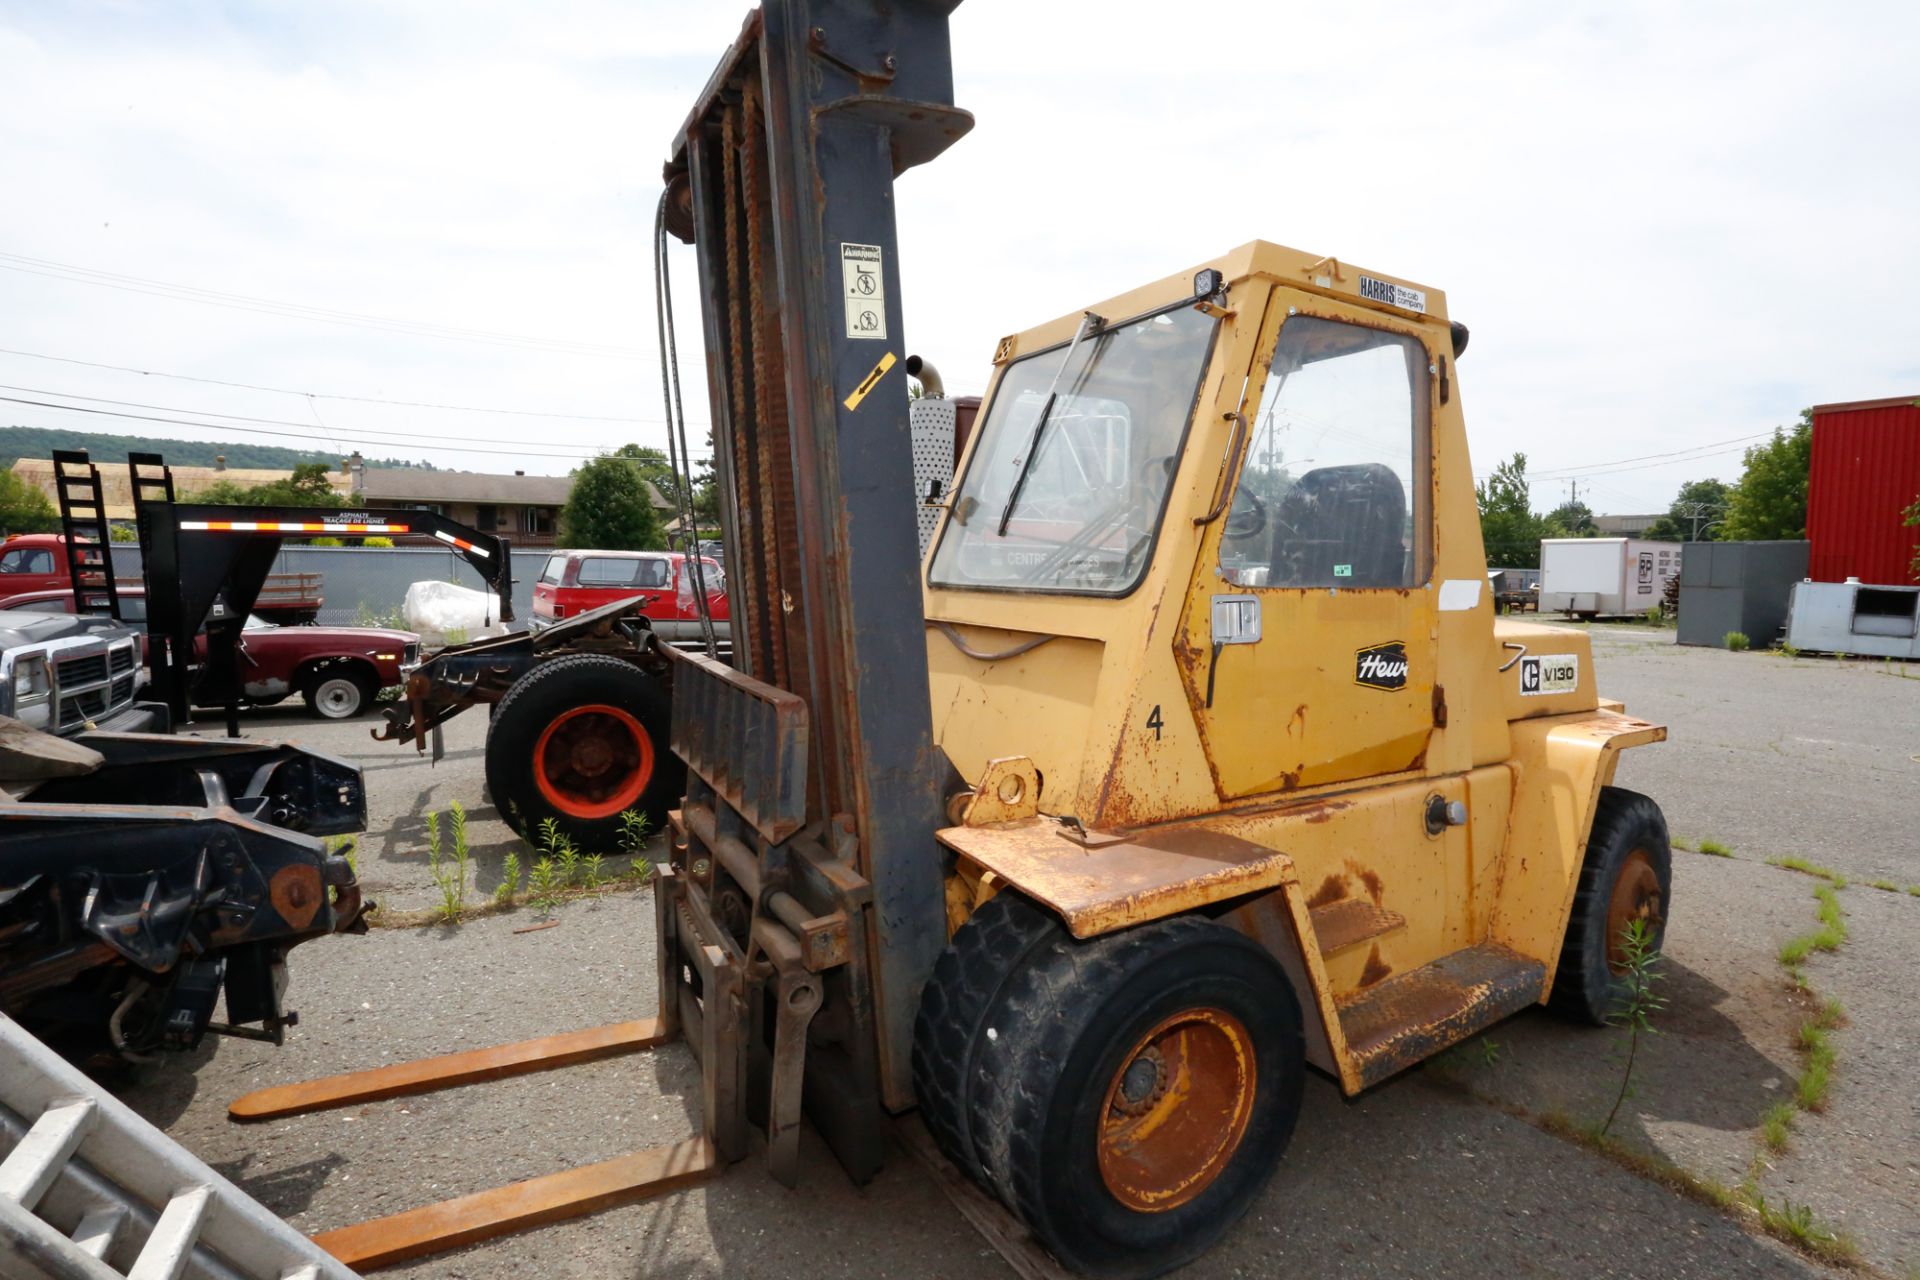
[1176,297,1439,798]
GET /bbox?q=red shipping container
[1807,396,1920,584]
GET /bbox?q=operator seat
[1267,463,1408,588]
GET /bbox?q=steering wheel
[1224,489,1266,541]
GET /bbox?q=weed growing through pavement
[1767,854,1848,888]
[1601,918,1665,1138]
[1777,885,1847,969]
[1695,838,1733,858]
[618,808,655,882]
[423,803,471,924]
[1759,1101,1795,1152]
[1724,630,1750,651]
[496,851,522,905]
[529,857,561,913]
[584,853,606,890]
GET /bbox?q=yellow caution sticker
[842,350,898,411]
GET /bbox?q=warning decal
[841,243,887,339]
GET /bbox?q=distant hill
[0,425,434,472]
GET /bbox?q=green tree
[0,470,58,534]
[1721,411,1812,541]
[187,462,345,508]
[559,454,665,550]
[1477,452,1552,568]
[1644,477,1734,542]
[1545,499,1597,537]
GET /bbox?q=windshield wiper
[995,311,1105,536]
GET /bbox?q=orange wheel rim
[532,703,653,820]
[1095,1007,1256,1213]
[1606,848,1664,972]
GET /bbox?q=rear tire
[967,914,1304,1279]
[912,892,1065,1184]
[484,653,680,848]
[1550,786,1671,1024]
[304,670,372,719]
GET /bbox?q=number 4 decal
[1147,704,1164,741]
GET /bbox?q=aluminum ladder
[0,1015,357,1280]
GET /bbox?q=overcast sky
[3,1,1915,514]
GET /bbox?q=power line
[0,382,713,457]
[0,346,703,426]
[1527,431,1774,480]
[0,251,644,359]
[0,394,715,464]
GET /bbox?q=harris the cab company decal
[1354,641,1409,691]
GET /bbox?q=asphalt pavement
[119,627,1918,1278]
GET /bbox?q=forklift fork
[228,654,856,1270]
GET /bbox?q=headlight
[13,655,49,702]
[12,654,50,727]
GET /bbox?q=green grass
[1777,885,1847,966]
[1758,1101,1796,1152]
[1865,878,1904,893]
[1766,854,1848,888]
[1797,1021,1838,1112]
[495,852,522,906]
[1910,885,1920,898]
[1695,838,1733,858]
[1724,630,1751,651]
[1745,1193,1859,1266]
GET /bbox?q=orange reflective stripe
[179,521,412,534]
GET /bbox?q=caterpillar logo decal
[1519,653,1580,696]
[1354,641,1409,691]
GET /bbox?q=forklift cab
[924,242,1475,824]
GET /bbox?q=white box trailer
[1538,538,1683,618]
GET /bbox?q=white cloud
[1,1,1914,512]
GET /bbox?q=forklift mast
[660,0,970,1153]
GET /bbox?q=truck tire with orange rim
[1549,785,1672,1024]
[484,653,681,848]
[958,912,1304,1279]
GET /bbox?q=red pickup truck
[531,550,730,643]
[0,533,325,622]
[0,587,418,719]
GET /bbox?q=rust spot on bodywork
[1306,874,1349,909]
[1344,859,1384,907]
[270,864,323,932]
[1358,944,1393,988]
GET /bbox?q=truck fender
[1490,708,1666,985]
[935,817,1349,1085]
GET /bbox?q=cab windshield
[927,303,1216,595]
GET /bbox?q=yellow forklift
[237,4,1669,1275]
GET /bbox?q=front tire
[913,892,1065,1184]
[965,913,1304,1279]
[304,670,372,719]
[1550,786,1672,1024]
[484,653,680,848]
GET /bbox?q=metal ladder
[49,450,122,621]
[0,1015,358,1280]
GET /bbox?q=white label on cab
[1358,274,1427,313]
[1519,653,1579,696]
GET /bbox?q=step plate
[1336,943,1545,1090]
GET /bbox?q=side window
[0,550,23,575]
[539,555,566,585]
[1,548,52,575]
[576,557,636,587]
[634,559,671,589]
[1221,315,1431,589]
[120,596,149,623]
